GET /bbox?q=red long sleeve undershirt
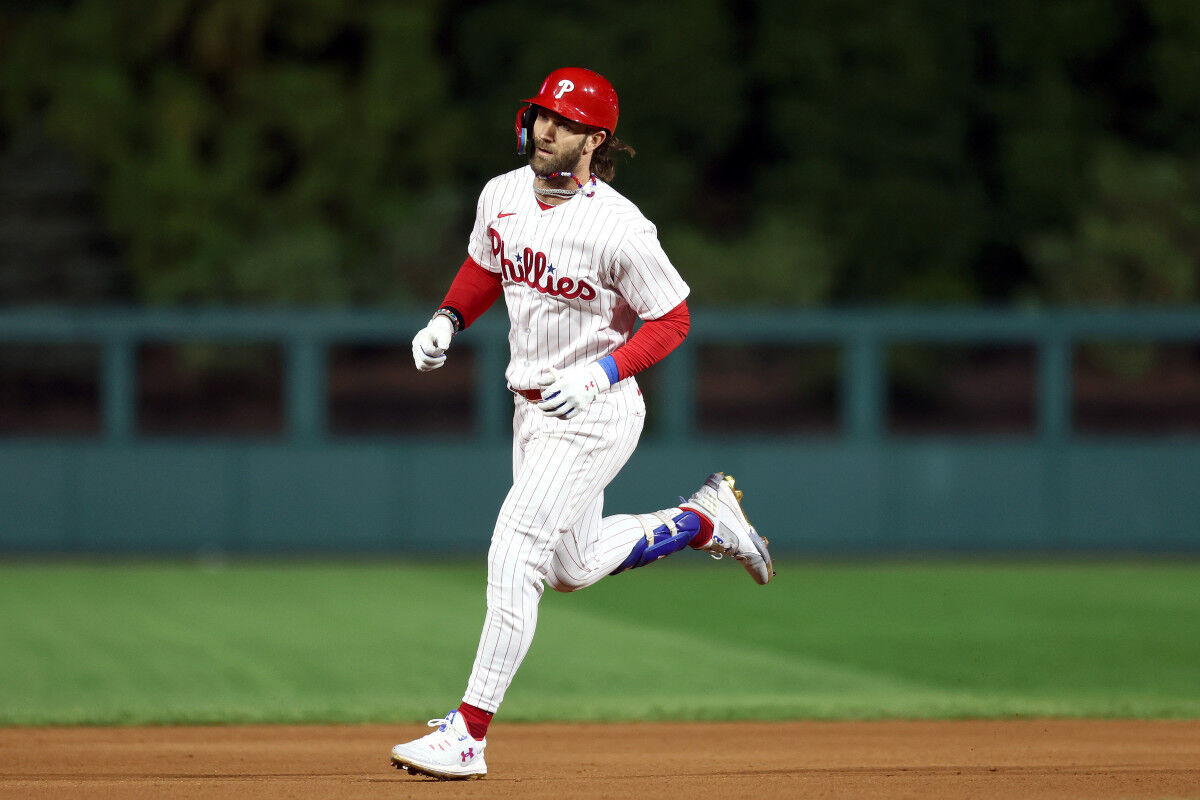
[440,257,504,328]
[440,257,690,381]
[610,301,689,380]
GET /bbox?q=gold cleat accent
[722,473,745,504]
[722,472,768,547]
[721,474,743,501]
[392,759,485,781]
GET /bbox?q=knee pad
[610,510,700,575]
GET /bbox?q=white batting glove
[411,314,455,371]
[537,363,612,419]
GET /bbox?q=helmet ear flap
[515,105,536,155]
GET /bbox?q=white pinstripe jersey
[467,166,690,391]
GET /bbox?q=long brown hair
[590,133,636,182]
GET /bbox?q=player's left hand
[537,363,612,419]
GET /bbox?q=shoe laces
[423,714,465,740]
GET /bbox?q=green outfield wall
[2,309,1198,554]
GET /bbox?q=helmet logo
[553,79,575,99]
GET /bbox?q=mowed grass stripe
[516,559,1200,720]
[0,563,488,724]
[0,560,1197,724]
[570,560,1200,700]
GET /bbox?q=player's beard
[530,137,588,179]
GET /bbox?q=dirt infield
[2,720,1198,799]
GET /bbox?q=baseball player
[389,67,774,780]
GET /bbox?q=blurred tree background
[1,0,1198,308]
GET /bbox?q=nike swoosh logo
[498,212,516,218]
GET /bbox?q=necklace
[533,171,599,199]
[533,185,580,198]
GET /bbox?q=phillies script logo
[489,228,597,301]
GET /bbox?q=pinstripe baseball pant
[462,378,650,712]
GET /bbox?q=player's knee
[545,569,584,593]
[544,558,586,592]
[487,533,539,573]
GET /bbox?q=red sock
[457,702,492,740]
[686,509,714,549]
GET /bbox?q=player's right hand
[412,315,455,371]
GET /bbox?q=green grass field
[1,559,1198,725]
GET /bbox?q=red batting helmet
[515,67,619,155]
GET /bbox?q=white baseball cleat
[390,710,487,780]
[682,472,775,585]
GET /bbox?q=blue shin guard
[610,510,701,575]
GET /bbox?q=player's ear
[583,128,607,156]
